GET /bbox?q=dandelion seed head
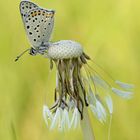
[105,96,113,114]
[42,40,134,130]
[47,40,83,59]
[112,87,133,99]
[115,80,134,90]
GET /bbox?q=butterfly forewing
[20,1,55,48]
[20,1,38,22]
[24,8,54,47]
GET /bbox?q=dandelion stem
[108,115,112,140]
[80,107,95,140]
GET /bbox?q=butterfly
[15,0,55,61]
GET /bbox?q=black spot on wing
[19,1,38,20]
[27,26,30,29]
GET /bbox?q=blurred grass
[0,0,140,140]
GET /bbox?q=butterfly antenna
[15,48,30,62]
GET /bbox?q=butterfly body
[19,0,55,55]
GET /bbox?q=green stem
[108,115,112,140]
[80,107,95,140]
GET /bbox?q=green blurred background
[0,0,140,140]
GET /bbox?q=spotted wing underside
[19,1,54,48]
[20,1,38,22]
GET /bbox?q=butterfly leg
[38,47,47,54]
[37,44,49,55]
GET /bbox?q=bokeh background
[0,0,140,140]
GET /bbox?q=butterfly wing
[20,1,38,23]
[20,1,55,48]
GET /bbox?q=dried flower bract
[43,40,134,130]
